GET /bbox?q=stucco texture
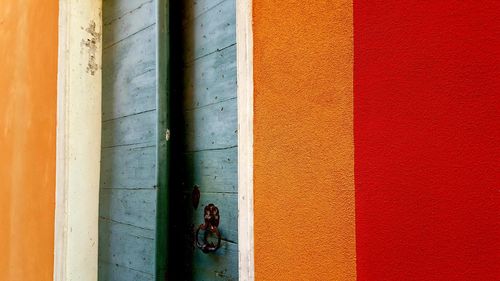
[354,1,500,280]
[0,0,58,280]
[253,1,355,280]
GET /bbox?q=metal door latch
[195,204,222,253]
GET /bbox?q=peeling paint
[81,21,101,75]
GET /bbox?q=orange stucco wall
[0,0,58,280]
[253,1,355,280]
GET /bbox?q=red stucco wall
[354,1,499,280]
[0,1,58,280]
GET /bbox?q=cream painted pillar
[237,0,255,280]
[54,1,102,280]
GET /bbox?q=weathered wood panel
[103,0,155,48]
[100,188,157,230]
[192,241,238,281]
[170,0,238,278]
[184,98,237,151]
[102,25,156,121]
[99,262,154,281]
[182,147,237,193]
[102,109,156,148]
[99,219,155,274]
[182,0,236,62]
[181,241,239,281]
[100,144,156,189]
[182,0,227,23]
[103,0,153,24]
[184,45,237,109]
[100,1,158,280]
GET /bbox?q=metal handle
[195,204,222,253]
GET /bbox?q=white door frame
[54,0,254,280]
[236,0,255,280]
[53,1,102,280]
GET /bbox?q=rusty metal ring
[195,224,221,253]
[195,204,222,253]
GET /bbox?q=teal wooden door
[169,0,238,280]
[99,0,169,280]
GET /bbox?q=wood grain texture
[182,0,236,62]
[102,25,156,121]
[99,219,155,275]
[184,45,237,109]
[169,0,238,278]
[99,262,154,281]
[103,0,153,24]
[190,241,239,281]
[181,0,227,23]
[99,1,158,280]
[102,109,157,148]
[103,0,155,48]
[100,144,156,189]
[184,98,237,152]
[182,147,238,194]
[99,188,157,230]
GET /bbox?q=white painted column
[237,0,255,280]
[54,1,102,280]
